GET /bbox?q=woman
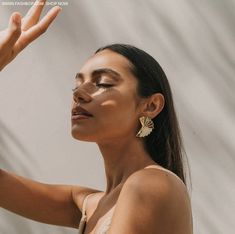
[0,1,193,233]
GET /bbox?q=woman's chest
[83,205,116,234]
[80,188,122,234]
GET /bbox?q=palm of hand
[0,0,61,71]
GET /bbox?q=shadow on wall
[0,119,36,175]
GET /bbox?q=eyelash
[72,83,113,92]
[96,83,113,88]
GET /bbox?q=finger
[1,12,22,50]
[21,0,47,31]
[14,6,61,53]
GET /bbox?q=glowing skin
[71,49,165,193]
[71,50,141,143]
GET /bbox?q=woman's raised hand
[0,0,61,71]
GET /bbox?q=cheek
[100,99,117,109]
[96,94,138,134]
[71,87,140,142]
[99,94,131,115]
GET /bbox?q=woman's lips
[71,106,93,122]
[71,114,92,120]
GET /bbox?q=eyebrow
[75,68,122,82]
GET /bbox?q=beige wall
[0,0,234,233]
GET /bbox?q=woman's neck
[97,136,156,194]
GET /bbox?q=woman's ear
[141,93,165,118]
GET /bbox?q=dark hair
[95,44,191,189]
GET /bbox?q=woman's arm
[0,168,101,228]
[0,0,98,228]
[0,0,61,71]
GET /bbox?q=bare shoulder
[126,166,189,198]
[124,166,191,215]
[108,167,193,234]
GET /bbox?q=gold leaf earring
[136,116,154,137]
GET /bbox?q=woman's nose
[73,86,93,103]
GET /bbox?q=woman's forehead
[80,49,132,74]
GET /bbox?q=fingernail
[58,7,62,12]
[13,14,21,25]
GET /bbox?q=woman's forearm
[0,168,81,228]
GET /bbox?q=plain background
[0,0,235,233]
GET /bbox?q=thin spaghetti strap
[78,193,95,234]
[82,193,94,216]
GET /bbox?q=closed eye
[96,83,114,88]
[71,83,114,92]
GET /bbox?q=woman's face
[71,49,143,143]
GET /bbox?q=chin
[71,130,95,142]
